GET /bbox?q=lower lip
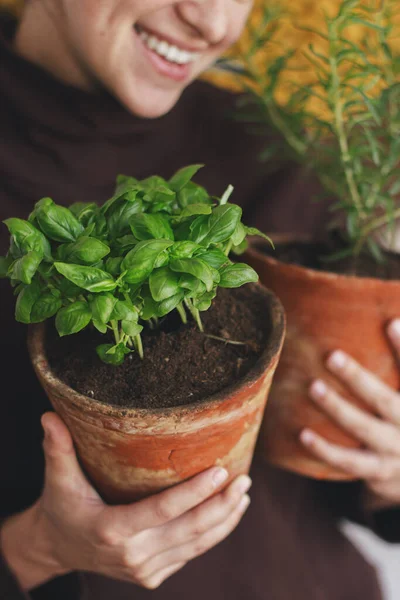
[135,29,193,83]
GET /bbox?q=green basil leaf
[169,164,204,192]
[105,257,124,276]
[115,235,137,252]
[192,290,217,311]
[111,300,139,322]
[55,301,92,336]
[156,291,185,317]
[179,274,206,296]
[219,263,258,288]
[35,197,84,242]
[195,248,229,269]
[54,262,116,292]
[232,239,248,255]
[96,343,130,366]
[149,267,181,302]
[200,204,242,247]
[15,280,42,323]
[130,213,174,241]
[177,181,210,208]
[69,202,99,226]
[122,239,174,284]
[66,236,110,265]
[141,293,158,320]
[4,218,52,262]
[169,258,214,292]
[231,222,247,247]
[0,255,12,278]
[107,195,142,238]
[93,320,108,334]
[90,293,117,323]
[30,293,62,323]
[245,226,274,245]
[168,241,200,259]
[177,204,212,220]
[121,320,143,337]
[10,250,42,284]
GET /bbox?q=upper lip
[135,25,208,54]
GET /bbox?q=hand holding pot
[300,319,400,510]
[0,413,251,591]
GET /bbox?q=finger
[326,351,400,424]
[388,320,400,363]
[309,380,400,454]
[300,429,382,479]
[108,466,229,536]
[41,413,100,500]
[137,494,250,581]
[141,562,187,590]
[145,474,252,556]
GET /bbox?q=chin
[115,81,184,119]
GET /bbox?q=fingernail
[309,379,327,399]
[300,429,315,445]
[212,467,229,487]
[238,494,251,512]
[388,319,400,339]
[235,475,252,495]
[327,351,346,371]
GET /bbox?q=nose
[176,0,228,45]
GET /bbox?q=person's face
[47,0,253,117]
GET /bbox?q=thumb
[41,412,100,500]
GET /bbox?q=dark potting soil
[46,285,271,409]
[262,239,400,280]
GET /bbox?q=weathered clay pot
[246,236,400,481]
[28,284,285,504]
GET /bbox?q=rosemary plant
[237,0,400,261]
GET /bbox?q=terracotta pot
[246,236,400,481]
[28,284,285,504]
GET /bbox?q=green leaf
[156,291,185,317]
[93,320,107,334]
[30,293,62,323]
[4,218,52,262]
[111,300,139,322]
[69,202,98,226]
[54,262,116,292]
[219,263,258,288]
[121,320,143,337]
[177,182,210,208]
[90,293,117,323]
[130,213,174,241]
[15,280,42,323]
[107,195,142,238]
[169,258,215,292]
[96,343,130,366]
[245,227,273,244]
[105,257,123,276]
[122,239,174,284]
[192,290,217,311]
[191,204,242,247]
[169,164,204,192]
[10,250,42,284]
[66,237,110,264]
[149,267,181,302]
[55,301,92,336]
[0,255,12,278]
[35,197,84,242]
[177,204,212,220]
[195,248,229,269]
[168,241,200,259]
[231,222,247,247]
[179,274,206,296]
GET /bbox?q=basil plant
[0,165,269,365]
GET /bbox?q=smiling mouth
[134,25,201,66]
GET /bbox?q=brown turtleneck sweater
[0,14,399,600]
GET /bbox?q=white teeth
[136,27,199,65]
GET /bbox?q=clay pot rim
[28,283,285,419]
[248,233,400,288]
